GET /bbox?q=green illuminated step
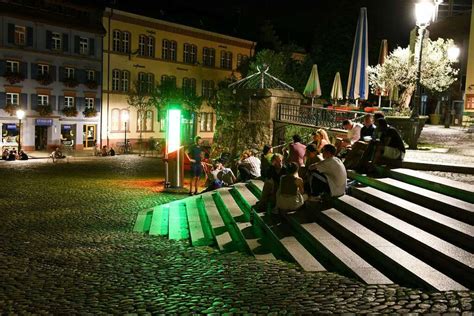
[132,209,153,233]
[201,194,234,251]
[216,189,274,259]
[185,197,213,247]
[168,201,189,240]
[149,205,169,236]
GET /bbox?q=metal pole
[18,119,21,152]
[124,121,127,154]
[411,26,425,119]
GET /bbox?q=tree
[368,38,459,111]
[127,81,154,154]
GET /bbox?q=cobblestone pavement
[406,125,474,185]
[0,156,472,314]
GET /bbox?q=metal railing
[276,103,366,128]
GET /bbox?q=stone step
[248,179,264,192]
[285,214,392,285]
[201,194,234,252]
[149,205,169,236]
[217,189,275,260]
[351,186,474,252]
[132,209,153,233]
[401,160,474,175]
[348,171,473,225]
[318,208,467,291]
[168,202,190,240]
[387,168,474,203]
[251,209,325,272]
[233,183,259,208]
[336,195,474,289]
[185,197,213,247]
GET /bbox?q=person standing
[186,136,203,195]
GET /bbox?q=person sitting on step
[308,144,347,200]
[275,162,305,214]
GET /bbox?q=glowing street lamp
[121,111,129,153]
[16,109,25,152]
[411,1,434,120]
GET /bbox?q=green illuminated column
[165,107,183,188]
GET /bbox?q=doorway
[83,125,96,148]
[35,126,48,150]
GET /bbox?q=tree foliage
[368,38,459,110]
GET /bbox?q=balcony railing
[276,103,365,128]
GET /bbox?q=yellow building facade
[102,8,255,149]
[465,4,474,113]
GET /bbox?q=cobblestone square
[0,153,472,314]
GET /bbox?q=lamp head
[415,2,434,27]
[121,111,129,122]
[16,109,25,120]
[447,45,460,62]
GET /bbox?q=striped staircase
[133,170,473,291]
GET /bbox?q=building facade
[102,8,256,149]
[0,0,104,152]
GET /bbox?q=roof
[228,65,294,91]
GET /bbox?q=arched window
[111,108,120,131]
[147,36,155,57]
[137,110,154,132]
[112,69,120,91]
[120,109,130,131]
[112,30,121,52]
[138,34,146,56]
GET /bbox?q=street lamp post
[121,111,129,154]
[444,45,460,128]
[16,109,25,152]
[411,2,434,120]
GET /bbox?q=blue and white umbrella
[346,7,369,104]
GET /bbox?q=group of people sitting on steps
[185,113,405,215]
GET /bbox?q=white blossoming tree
[368,38,459,112]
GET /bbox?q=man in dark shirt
[373,118,405,167]
[361,114,376,140]
[186,136,203,195]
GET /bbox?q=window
[202,80,215,98]
[147,36,155,57]
[79,37,89,54]
[137,110,153,132]
[6,60,20,73]
[64,96,74,107]
[183,43,197,64]
[146,73,154,93]
[121,70,130,92]
[122,32,130,53]
[237,54,248,67]
[161,75,176,88]
[85,97,94,108]
[203,47,215,67]
[220,51,233,69]
[111,108,120,131]
[38,95,49,106]
[138,72,146,92]
[6,93,19,105]
[113,30,121,52]
[39,64,49,75]
[15,25,26,45]
[112,69,120,91]
[87,70,95,81]
[182,77,196,96]
[162,39,177,61]
[138,35,146,56]
[65,67,75,79]
[52,32,62,50]
[160,111,166,132]
[200,112,214,132]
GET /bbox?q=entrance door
[83,125,96,148]
[35,126,48,150]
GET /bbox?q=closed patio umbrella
[330,72,344,105]
[375,39,389,106]
[346,7,369,106]
[303,64,322,106]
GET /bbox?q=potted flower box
[62,77,78,88]
[62,106,78,117]
[37,104,53,117]
[83,107,97,117]
[4,71,25,84]
[36,73,53,86]
[85,80,98,90]
[4,103,19,116]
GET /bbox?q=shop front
[61,124,76,149]
[1,123,19,151]
[83,124,96,149]
[34,119,53,151]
